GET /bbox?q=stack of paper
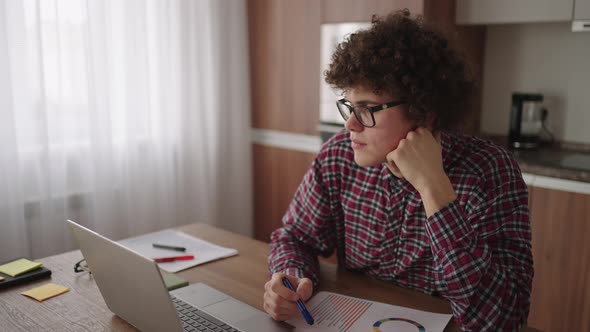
[288,291,453,332]
[119,229,238,273]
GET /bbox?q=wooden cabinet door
[253,145,316,242]
[528,186,590,331]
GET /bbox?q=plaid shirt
[269,131,533,331]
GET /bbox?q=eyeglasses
[336,98,405,128]
[74,259,91,274]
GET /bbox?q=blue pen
[282,277,314,325]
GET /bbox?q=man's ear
[424,112,437,131]
[421,113,442,143]
[408,106,436,131]
[434,131,442,143]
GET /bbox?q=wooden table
[0,223,541,331]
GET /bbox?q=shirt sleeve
[424,173,533,331]
[268,156,337,286]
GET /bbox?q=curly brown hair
[324,9,475,131]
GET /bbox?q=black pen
[152,243,186,252]
[282,277,314,325]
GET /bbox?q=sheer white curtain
[0,0,253,262]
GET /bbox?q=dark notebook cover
[0,261,52,290]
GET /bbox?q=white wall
[481,23,590,144]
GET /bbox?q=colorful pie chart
[372,317,426,332]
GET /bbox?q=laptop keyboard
[172,296,241,332]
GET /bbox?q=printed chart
[287,292,452,332]
[310,293,373,332]
[372,317,426,332]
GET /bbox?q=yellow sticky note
[21,283,69,302]
[0,258,42,277]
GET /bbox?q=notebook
[67,220,289,332]
[0,259,51,290]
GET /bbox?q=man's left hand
[385,127,456,217]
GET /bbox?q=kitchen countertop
[480,134,590,183]
[512,149,590,183]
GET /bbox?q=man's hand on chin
[385,128,456,217]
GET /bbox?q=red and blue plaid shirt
[269,131,533,331]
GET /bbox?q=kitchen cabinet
[573,0,590,31]
[456,0,574,24]
[575,0,590,19]
[526,184,590,331]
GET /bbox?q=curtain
[0,0,253,262]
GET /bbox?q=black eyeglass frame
[336,98,406,128]
[74,259,91,274]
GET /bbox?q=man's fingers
[263,273,314,321]
[269,285,298,302]
[266,289,297,310]
[265,293,297,312]
[263,290,299,320]
[296,278,313,301]
[270,273,299,301]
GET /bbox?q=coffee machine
[508,93,550,149]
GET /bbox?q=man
[263,10,533,331]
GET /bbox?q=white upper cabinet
[456,0,574,24]
[573,0,590,30]
[574,0,590,19]
[573,0,590,31]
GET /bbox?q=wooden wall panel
[248,0,321,135]
[424,0,485,134]
[253,144,316,242]
[528,186,590,331]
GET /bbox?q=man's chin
[353,155,380,168]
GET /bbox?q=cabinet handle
[572,20,590,32]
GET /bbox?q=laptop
[67,220,291,332]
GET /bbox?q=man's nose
[344,113,363,132]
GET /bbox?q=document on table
[119,229,238,273]
[288,291,452,332]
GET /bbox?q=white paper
[288,292,452,332]
[119,229,238,273]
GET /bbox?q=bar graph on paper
[287,291,453,332]
[308,293,373,332]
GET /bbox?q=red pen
[153,255,194,263]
